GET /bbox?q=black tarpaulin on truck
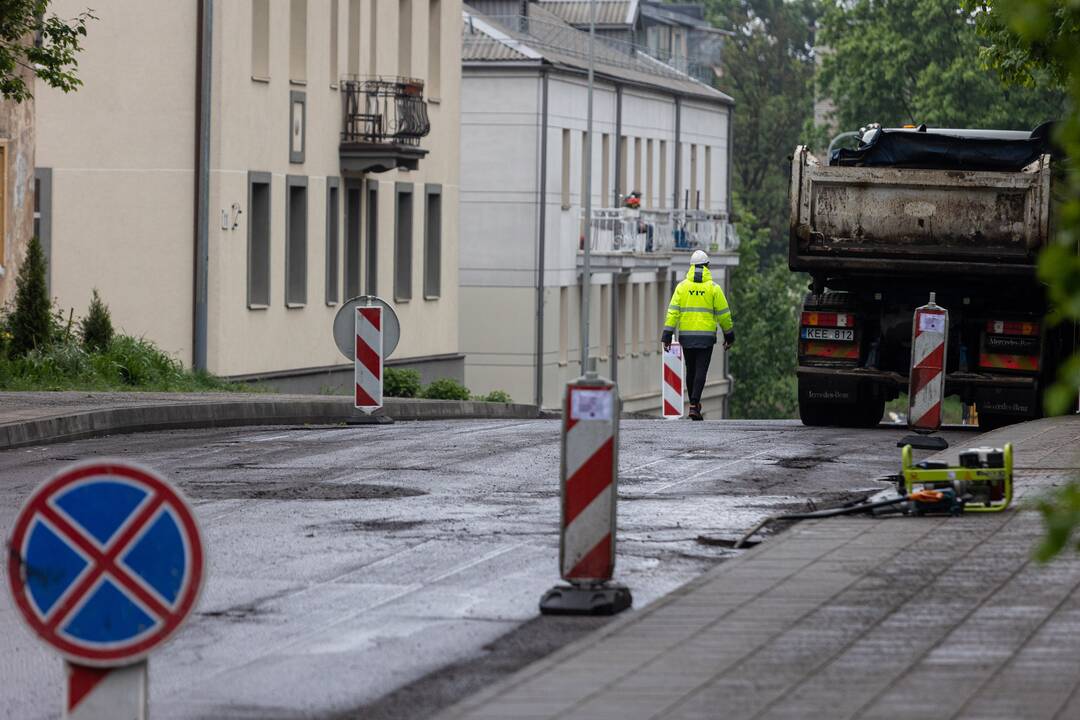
[830,123,1054,171]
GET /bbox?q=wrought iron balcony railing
[341,76,431,147]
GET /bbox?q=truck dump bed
[788,138,1053,278]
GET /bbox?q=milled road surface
[0,419,968,719]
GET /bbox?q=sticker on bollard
[901,292,949,450]
[662,342,684,419]
[6,460,205,666]
[540,374,632,616]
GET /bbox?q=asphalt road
[0,419,970,720]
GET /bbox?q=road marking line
[642,448,776,496]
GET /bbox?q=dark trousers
[683,346,714,405]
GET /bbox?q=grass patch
[884,394,968,425]
[0,335,255,393]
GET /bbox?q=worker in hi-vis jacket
[661,250,734,420]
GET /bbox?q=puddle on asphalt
[181,481,427,501]
[306,518,426,532]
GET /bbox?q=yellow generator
[901,444,1013,514]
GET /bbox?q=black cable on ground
[733,494,911,549]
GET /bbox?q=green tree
[705,0,818,255]
[0,1,95,102]
[817,0,1063,132]
[80,288,114,353]
[970,0,1079,561]
[9,235,52,356]
[727,197,802,418]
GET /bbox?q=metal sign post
[901,292,949,450]
[6,461,205,719]
[540,372,632,615]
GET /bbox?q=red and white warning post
[355,304,383,413]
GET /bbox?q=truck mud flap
[975,387,1040,418]
[799,376,860,405]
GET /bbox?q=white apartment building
[35,0,462,390]
[460,3,737,414]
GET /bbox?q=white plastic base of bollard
[65,661,148,720]
[539,582,632,616]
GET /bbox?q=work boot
[688,403,703,421]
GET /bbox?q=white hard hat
[690,250,710,266]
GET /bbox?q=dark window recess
[366,182,379,295]
[286,177,308,306]
[394,184,413,302]
[424,185,441,298]
[248,173,272,307]
[326,179,340,304]
[345,186,362,299]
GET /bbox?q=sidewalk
[0,391,541,449]
[439,416,1080,720]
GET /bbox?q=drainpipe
[613,84,623,206]
[193,0,213,371]
[673,96,682,209]
[534,70,549,407]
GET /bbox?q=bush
[421,377,471,401]
[482,390,513,403]
[9,236,53,356]
[384,367,422,398]
[81,289,114,353]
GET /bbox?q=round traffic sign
[6,460,205,666]
[334,295,400,360]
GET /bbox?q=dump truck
[789,125,1074,429]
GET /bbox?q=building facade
[460,3,737,415]
[35,0,462,390]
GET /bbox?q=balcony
[576,208,737,272]
[339,76,431,174]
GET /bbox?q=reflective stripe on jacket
[663,265,733,349]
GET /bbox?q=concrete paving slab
[439,416,1080,720]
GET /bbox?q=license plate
[801,327,854,341]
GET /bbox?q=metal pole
[193,0,212,371]
[580,0,595,373]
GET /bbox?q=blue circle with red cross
[6,461,204,666]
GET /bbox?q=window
[601,134,610,207]
[326,177,340,305]
[631,283,640,354]
[704,146,712,211]
[633,137,642,196]
[329,0,339,86]
[690,144,699,209]
[285,175,308,307]
[428,0,441,97]
[424,184,441,298]
[617,136,627,201]
[344,184,362,298]
[347,0,362,75]
[394,183,413,301]
[600,283,610,359]
[580,131,589,206]
[659,140,667,209]
[290,0,307,83]
[247,172,272,308]
[561,129,571,210]
[646,139,654,208]
[366,180,378,294]
[252,0,270,80]
[644,281,654,350]
[559,287,569,364]
[398,0,412,78]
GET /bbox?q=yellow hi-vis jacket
[663,265,733,349]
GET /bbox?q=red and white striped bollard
[903,292,949,450]
[355,304,383,413]
[662,342,685,419]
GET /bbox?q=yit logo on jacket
[688,290,706,297]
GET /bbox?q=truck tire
[799,399,836,427]
[975,408,1020,432]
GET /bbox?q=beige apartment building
[35,0,462,389]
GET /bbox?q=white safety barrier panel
[662,342,685,419]
[909,293,949,431]
[355,305,383,413]
[66,663,147,720]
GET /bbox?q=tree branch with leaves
[0,1,95,103]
